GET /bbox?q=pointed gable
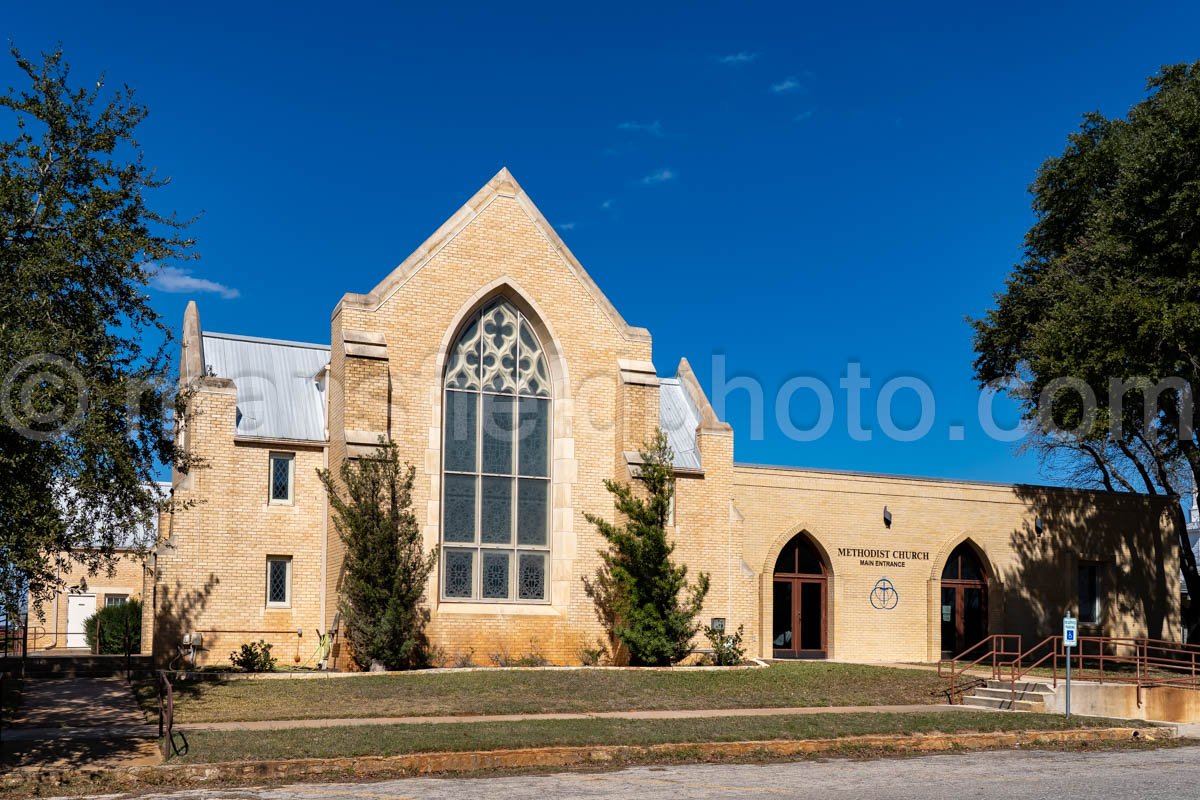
[335,168,649,343]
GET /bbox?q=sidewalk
[178,702,988,732]
[2,676,161,768]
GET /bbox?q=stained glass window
[442,298,551,602]
[270,453,293,503]
[266,557,291,606]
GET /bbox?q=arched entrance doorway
[940,542,988,657]
[772,533,829,658]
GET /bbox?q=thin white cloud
[151,266,240,299]
[640,168,676,186]
[771,76,802,93]
[795,109,815,122]
[618,120,664,137]
[556,222,577,231]
[717,52,758,65]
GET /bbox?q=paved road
[103,746,1199,799]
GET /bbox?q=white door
[66,594,95,648]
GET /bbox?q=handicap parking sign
[1063,615,1077,648]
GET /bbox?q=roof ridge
[203,331,331,351]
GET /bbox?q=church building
[144,169,1180,667]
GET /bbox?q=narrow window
[1078,562,1102,624]
[104,594,128,608]
[269,452,295,503]
[266,556,292,607]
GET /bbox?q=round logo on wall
[870,577,899,610]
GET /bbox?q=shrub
[230,640,276,672]
[490,640,548,667]
[578,640,608,666]
[451,648,476,668]
[83,599,141,654]
[319,440,438,670]
[583,430,710,666]
[703,623,746,666]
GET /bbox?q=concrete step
[963,695,1046,712]
[971,687,1051,703]
[987,679,1055,694]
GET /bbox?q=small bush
[451,648,476,668]
[426,645,448,668]
[703,623,746,666]
[578,640,608,666]
[230,640,277,672]
[490,640,549,667]
[83,599,142,654]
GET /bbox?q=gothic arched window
[442,299,551,602]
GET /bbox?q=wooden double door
[772,577,827,658]
[939,542,989,657]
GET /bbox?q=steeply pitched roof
[334,168,651,344]
[660,378,703,471]
[201,332,329,442]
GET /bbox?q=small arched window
[941,542,986,582]
[441,299,552,602]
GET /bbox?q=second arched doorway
[772,532,829,658]
[940,542,989,657]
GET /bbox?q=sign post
[1062,613,1077,718]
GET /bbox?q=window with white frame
[442,298,552,602]
[266,556,292,606]
[269,452,294,503]
[104,594,128,607]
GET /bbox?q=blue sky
[6,1,1198,484]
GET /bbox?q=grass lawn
[175,711,1142,764]
[141,663,948,723]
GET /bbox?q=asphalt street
[94,745,1200,800]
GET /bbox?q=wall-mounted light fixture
[883,506,893,529]
[1035,517,1045,537]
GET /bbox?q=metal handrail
[157,669,187,758]
[936,634,1022,703]
[1000,634,1200,706]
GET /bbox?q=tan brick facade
[26,551,146,651]
[147,168,1180,668]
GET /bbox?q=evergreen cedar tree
[972,62,1200,633]
[0,48,198,621]
[585,430,709,666]
[319,441,438,670]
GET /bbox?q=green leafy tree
[584,430,709,666]
[972,62,1200,633]
[1,48,196,622]
[83,598,141,654]
[319,441,437,670]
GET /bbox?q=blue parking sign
[1063,616,1077,648]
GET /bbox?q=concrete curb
[1,726,1166,792]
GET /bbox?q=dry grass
[139,662,948,723]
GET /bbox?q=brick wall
[151,377,328,668]
[159,169,1180,669]
[26,551,146,651]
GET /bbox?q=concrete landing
[2,676,161,768]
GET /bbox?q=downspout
[318,362,330,631]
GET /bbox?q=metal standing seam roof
[659,377,703,471]
[201,332,330,442]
